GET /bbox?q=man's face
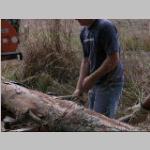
[76,19,94,26]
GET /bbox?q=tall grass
[113,20,150,116]
[123,51,149,98]
[2,19,150,102]
[16,20,81,94]
[117,47,150,116]
[119,30,150,52]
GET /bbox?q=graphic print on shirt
[83,31,96,73]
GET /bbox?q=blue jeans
[88,82,123,118]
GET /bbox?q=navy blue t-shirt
[80,19,124,85]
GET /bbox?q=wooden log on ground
[1,80,138,132]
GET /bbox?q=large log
[1,80,137,131]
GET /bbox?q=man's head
[76,19,96,26]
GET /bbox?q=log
[1,80,138,132]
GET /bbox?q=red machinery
[1,19,22,60]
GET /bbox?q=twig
[118,114,133,123]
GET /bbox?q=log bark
[1,80,138,132]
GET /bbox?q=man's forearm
[90,53,119,83]
[76,58,89,90]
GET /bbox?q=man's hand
[82,53,119,92]
[73,89,83,97]
[74,58,90,96]
[82,75,95,92]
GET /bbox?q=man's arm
[82,52,119,91]
[73,58,90,96]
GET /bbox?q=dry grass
[13,20,81,94]
[116,22,150,119]
[117,51,150,118]
[117,51,150,130]
[119,27,150,52]
[1,60,21,81]
[2,19,150,97]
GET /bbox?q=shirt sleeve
[80,29,90,58]
[103,22,120,55]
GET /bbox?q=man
[73,19,124,118]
